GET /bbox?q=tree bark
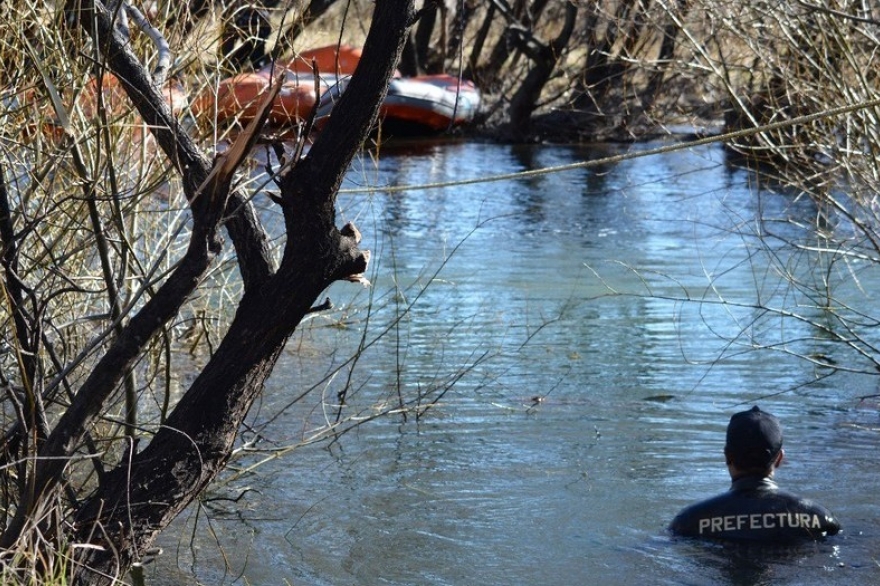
[68,0,415,582]
[506,2,578,139]
[0,0,244,548]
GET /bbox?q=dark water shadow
[642,535,854,586]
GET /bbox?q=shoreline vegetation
[210,0,880,179]
[3,0,880,583]
[8,1,880,170]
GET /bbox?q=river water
[151,140,880,585]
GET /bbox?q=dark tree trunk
[415,5,437,70]
[506,3,578,139]
[0,0,415,583]
[0,0,226,550]
[400,34,421,76]
[414,2,441,73]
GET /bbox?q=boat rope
[339,95,880,195]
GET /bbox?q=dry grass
[3,1,880,582]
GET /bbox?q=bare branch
[123,3,172,84]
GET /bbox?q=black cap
[725,406,783,468]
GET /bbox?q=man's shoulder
[669,483,840,541]
[669,491,736,531]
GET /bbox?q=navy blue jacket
[669,476,840,542]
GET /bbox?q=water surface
[152,140,880,585]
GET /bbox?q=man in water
[669,406,840,542]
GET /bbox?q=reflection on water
[152,141,880,585]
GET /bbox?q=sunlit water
[150,140,880,585]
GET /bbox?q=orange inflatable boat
[317,73,482,134]
[380,74,481,133]
[285,44,365,76]
[191,45,366,127]
[21,73,187,143]
[192,68,333,127]
[194,44,481,134]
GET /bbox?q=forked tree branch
[66,1,413,583]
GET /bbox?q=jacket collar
[730,475,778,492]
